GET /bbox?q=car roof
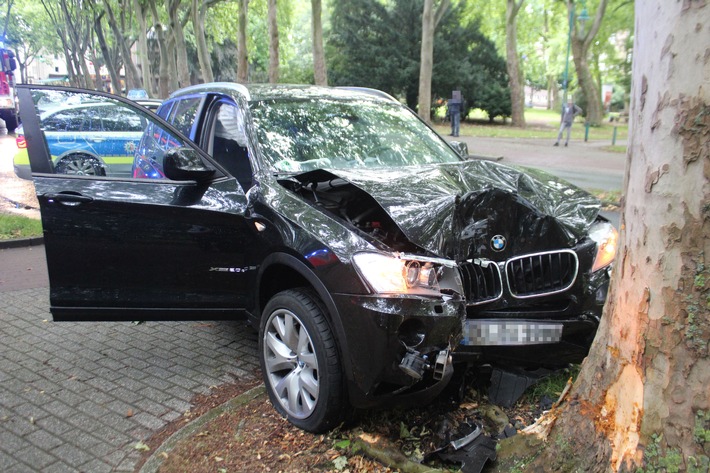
[168,82,399,105]
[39,100,118,118]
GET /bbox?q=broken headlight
[589,221,619,272]
[352,252,463,296]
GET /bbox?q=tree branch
[433,0,450,29]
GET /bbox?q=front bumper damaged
[331,293,465,409]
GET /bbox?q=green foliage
[328,0,510,120]
[694,410,710,445]
[0,214,43,240]
[638,431,710,473]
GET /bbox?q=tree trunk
[134,0,155,96]
[505,0,525,127]
[166,0,191,88]
[237,0,249,83]
[568,0,607,126]
[103,0,142,92]
[267,0,279,83]
[417,0,450,123]
[148,0,170,97]
[417,0,434,123]
[516,2,710,471]
[94,12,121,94]
[311,0,327,86]
[192,0,213,83]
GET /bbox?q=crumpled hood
[326,159,601,260]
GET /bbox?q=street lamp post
[562,0,590,105]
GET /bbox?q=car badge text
[209,266,257,273]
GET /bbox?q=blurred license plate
[462,320,563,346]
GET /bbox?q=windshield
[250,98,461,172]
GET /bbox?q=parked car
[13,100,147,180]
[16,83,617,433]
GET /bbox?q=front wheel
[55,154,106,176]
[259,289,344,433]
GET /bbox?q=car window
[99,105,144,132]
[167,97,201,139]
[208,102,252,189]
[42,108,86,132]
[19,89,195,180]
[249,98,461,172]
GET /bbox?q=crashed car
[16,83,617,433]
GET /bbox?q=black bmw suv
[16,83,617,432]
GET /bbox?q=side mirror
[449,140,468,158]
[163,147,215,181]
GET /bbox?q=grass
[0,214,43,240]
[522,364,581,403]
[433,107,630,143]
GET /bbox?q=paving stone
[1,279,260,472]
[15,445,58,470]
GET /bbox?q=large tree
[498,2,710,471]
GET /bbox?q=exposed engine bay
[279,169,419,252]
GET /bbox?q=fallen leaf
[159,452,169,459]
[460,402,479,410]
[214,456,223,462]
[126,409,134,418]
[134,441,150,452]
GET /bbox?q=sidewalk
[0,245,261,472]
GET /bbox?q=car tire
[55,154,106,176]
[259,288,344,433]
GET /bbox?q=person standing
[447,91,463,137]
[554,99,583,146]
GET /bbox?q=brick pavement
[0,249,261,472]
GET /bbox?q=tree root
[354,432,447,473]
[521,376,574,441]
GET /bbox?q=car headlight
[589,221,619,272]
[352,252,463,296]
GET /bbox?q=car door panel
[17,85,260,321]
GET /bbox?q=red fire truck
[0,46,18,132]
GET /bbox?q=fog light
[397,319,425,347]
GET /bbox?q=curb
[0,236,44,249]
[139,384,267,473]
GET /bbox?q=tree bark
[267,0,279,83]
[93,11,121,94]
[505,0,525,127]
[165,0,191,88]
[311,0,327,86]
[237,0,249,83]
[103,0,142,92]
[147,0,170,97]
[417,0,449,124]
[519,2,710,471]
[134,0,155,96]
[192,0,213,83]
[568,0,607,126]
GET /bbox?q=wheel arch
[255,252,355,385]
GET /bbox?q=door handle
[44,193,94,205]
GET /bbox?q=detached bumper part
[399,348,452,381]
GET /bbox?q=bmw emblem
[491,235,507,252]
